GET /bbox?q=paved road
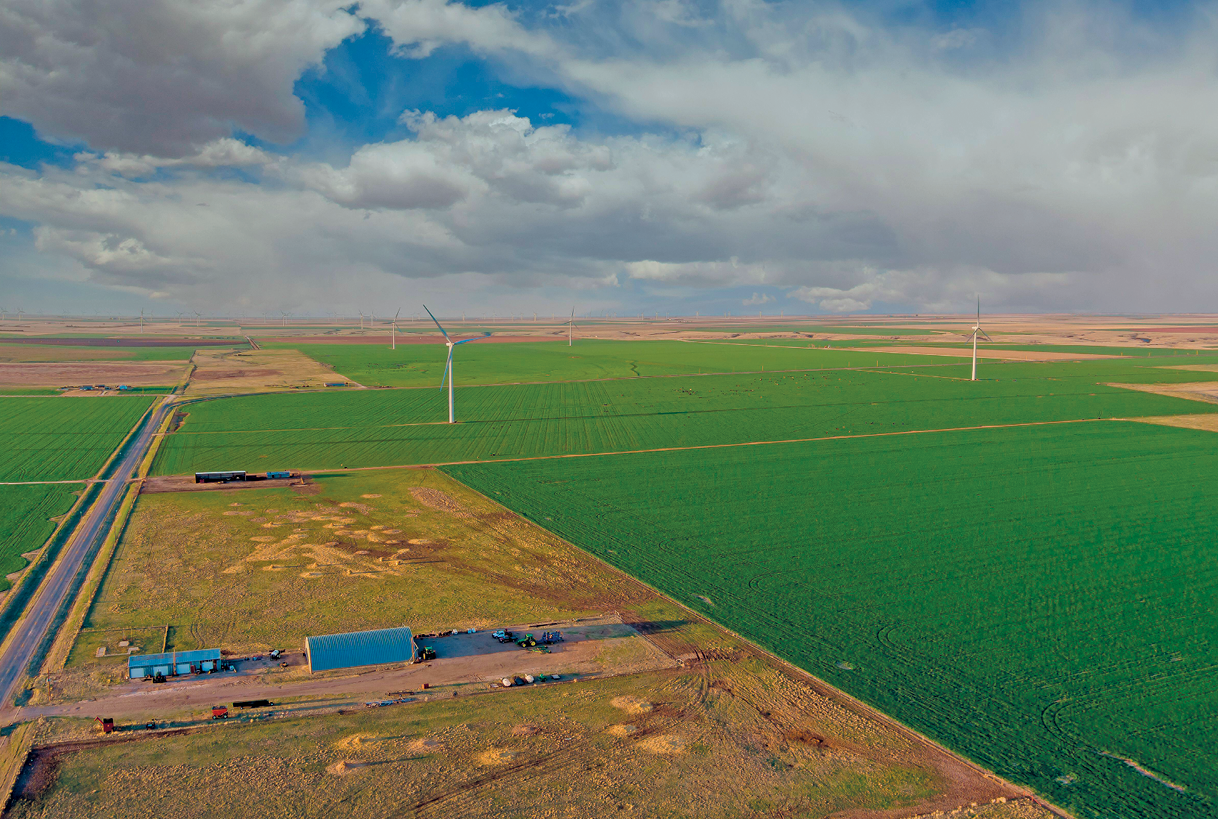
[0,397,174,713]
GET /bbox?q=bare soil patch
[409,486,471,518]
[863,346,1114,361]
[1108,380,1218,404]
[0,362,185,388]
[184,347,355,395]
[1125,414,1218,433]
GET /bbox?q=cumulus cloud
[6,0,1218,313]
[0,0,363,155]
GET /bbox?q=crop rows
[443,421,1218,819]
[0,397,154,481]
[280,339,964,387]
[154,363,1218,475]
[0,484,80,590]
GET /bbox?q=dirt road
[21,618,674,721]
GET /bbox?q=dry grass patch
[185,347,352,394]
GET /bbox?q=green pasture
[444,421,1218,819]
[0,396,154,481]
[275,339,960,387]
[0,485,79,591]
[151,357,1218,475]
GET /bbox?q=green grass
[151,360,1218,475]
[0,485,80,591]
[443,421,1218,819]
[0,397,154,480]
[275,339,959,387]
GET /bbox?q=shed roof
[306,626,414,672]
[129,648,221,669]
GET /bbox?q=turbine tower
[424,306,490,423]
[567,307,575,347]
[964,296,992,382]
[391,308,401,350]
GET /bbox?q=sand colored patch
[361,494,382,499]
[637,735,685,755]
[262,565,285,572]
[340,502,374,514]
[186,346,353,395]
[0,361,187,388]
[335,734,395,751]
[220,565,244,574]
[1125,414,1218,433]
[300,572,322,578]
[512,725,541,737]
[327,760,368,775]
[406,737,444,754]
[1110,380,1218,404]
[861,345,1116,361]
[409,487,471,518]
[476,748,520,765]
[611,696,655,715]
[1163,364,1218,373]
[607,724,639,737]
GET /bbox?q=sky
[1,0,1216,318]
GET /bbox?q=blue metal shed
[305,627,415,673]
[129,648,222,679]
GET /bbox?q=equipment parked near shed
[417,646,436,661]
[266,471,291,480]
[493,629,514,643]
[211,705,228,720]
[233,699,272,709]
[195,471,246,484]
[95,717,115,734]
[517,634,537,648]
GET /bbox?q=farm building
[129,648,222,679]
[305,626,414,673]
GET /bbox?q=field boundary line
[440,473,1078,819]
[312,417,1105,474]
[0,721,35,814]
[0,481,93,486]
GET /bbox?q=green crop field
[0,397,154,481]
[0,485,79,591]
[150,358,1218,476]
[443,421,1218,819]
[276,339,963,387]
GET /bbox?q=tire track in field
[412,417,1107,469]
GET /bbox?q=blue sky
[1,0,1216,316]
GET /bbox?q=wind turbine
[139,308,144,334]
[359,311,365,330]
[567,307,575,347]
[963,296,992,382]
[280,311,290,328]
[424,305,490,424]
[194,310,202,327]
[391,308,401,350]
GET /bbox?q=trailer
[195,471,247,484]
[266,471,291,479]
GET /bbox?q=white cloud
[742,291,772,306]
[0,0,363,155]
[6,1,1218,313]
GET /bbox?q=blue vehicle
[266,471,291,479]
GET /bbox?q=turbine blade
[453,332,492,345]
[979,328,993,342]
[423,305,451,342]
[394,307,401,320]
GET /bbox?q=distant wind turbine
[424,305,491,424]
[391,308,401,350]
[963,296,992,382]
[567,307,575,347]
[358,311,365,330]
[280,310,290,327]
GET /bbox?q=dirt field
[1125,414,1218,433]
[0,363,186,389]
[863,346,1115,361]
[11,639,1047,819]
[183,347,357,394]
[1108,380,1218,404]
[15,467,1056,819]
